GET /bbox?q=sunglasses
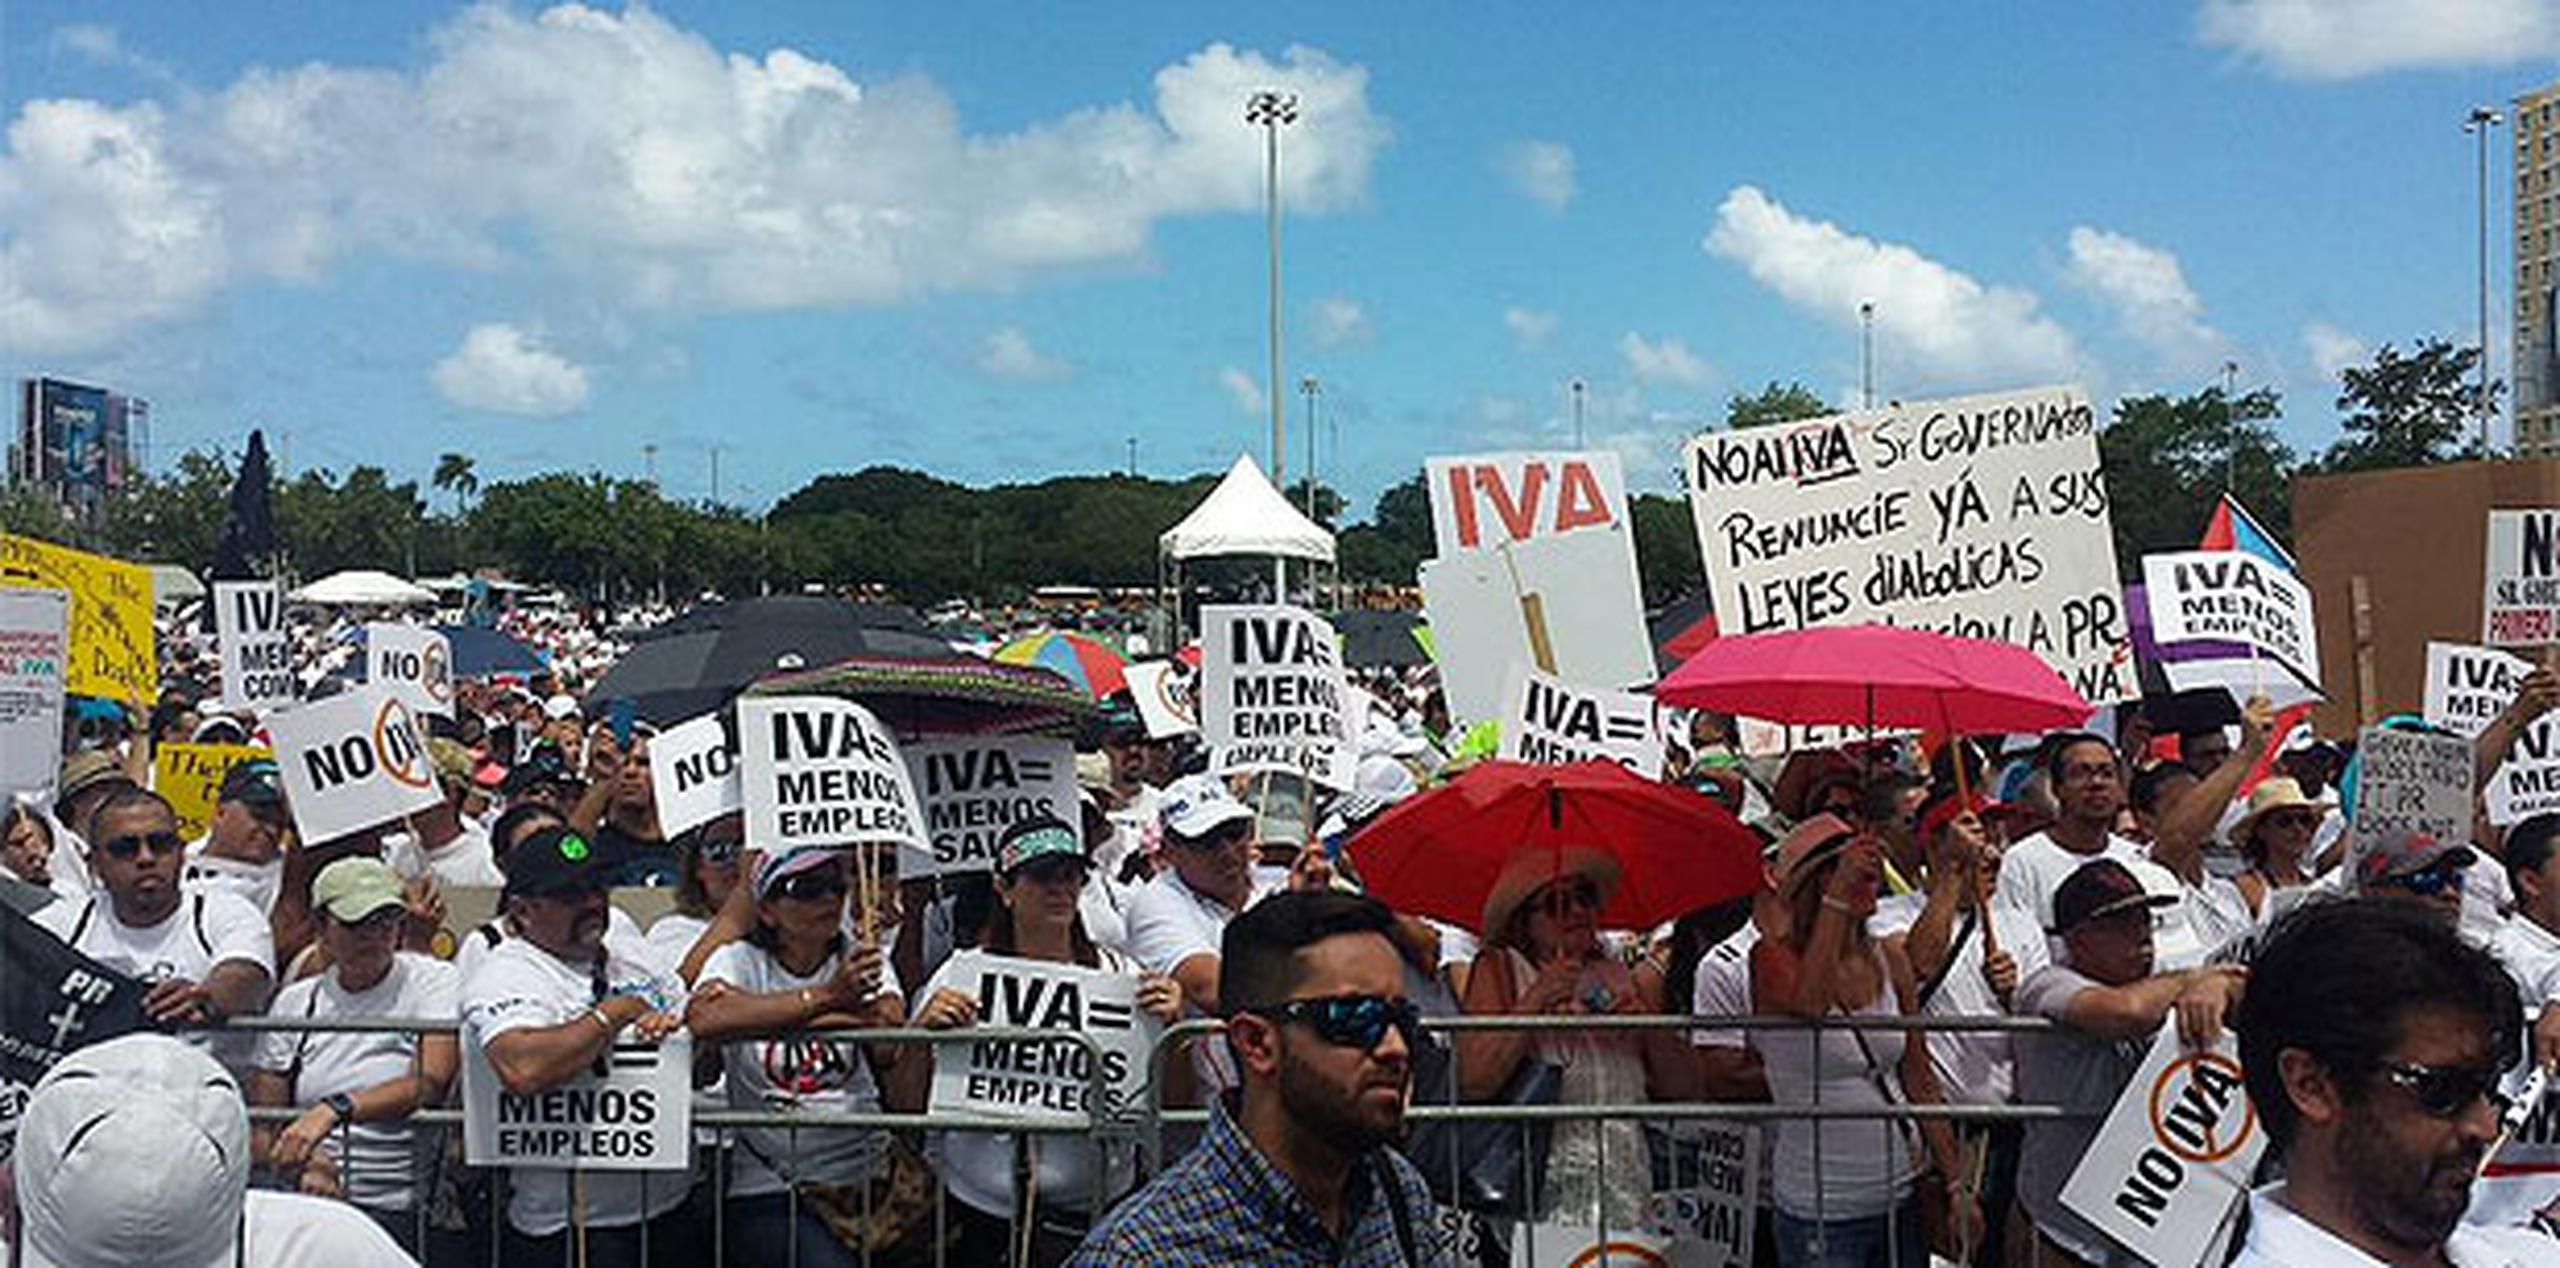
[772,869,847,902]
[1534,881,1601,916]
[2381,864,2463,897]
[336,907,404,935]
[698,837,742,866]
[100,831,185,860]
[2378,1060,2510,1118]
[2263,810,2320,830]
[1251,993,1424,1051]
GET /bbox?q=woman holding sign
[912,815,1186,1267]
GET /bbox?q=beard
[2336,1095,2482,1248]
[1276,1042,1409,1153]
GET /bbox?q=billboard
[16,379,142,516]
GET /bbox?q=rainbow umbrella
[992,631,1128,699]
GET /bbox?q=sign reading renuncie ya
[462,1032,691,1170]
[2058,1028,2262,1268]
[1682,386,2134,705]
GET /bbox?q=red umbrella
[1348,760,1765,936]
[1654,623,2094,736]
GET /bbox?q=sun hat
[311,855,406,923]
[1773,813,1860,900]
[1480,846,1623,940]
[2226,777,2320,847]
[12,1033,250,1268]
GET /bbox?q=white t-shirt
[384,823,503,889]
[917,947,1138,1219]
[1122,870,1257,983]
[640,911,710,983]
[452,906,644,985]
[697,939,906,1198]
[241,1189,418,1265]
[2463,861,2516,947]
[181,840,282,917]
[252,953,459,1212]
[1874,901,2048,1107]
[459,936,689,1236]
[1996,830,2212,969]
[34,889,274,1075]
[1689,923,1759,1050]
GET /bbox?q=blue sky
[2,1,2551,515]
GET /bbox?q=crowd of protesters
[8,606,2560,1268]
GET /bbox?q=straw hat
[1773,813,1861,900]
[2227,777,2319,847]
[1480,846,1623,940]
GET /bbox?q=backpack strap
[65,898,97,946]
[191,892,215,959]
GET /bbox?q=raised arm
[2153,697,2273,883]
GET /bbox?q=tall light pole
[1126,435,1137,477]
[1246,89,1298,599]
[2221,360,2241,492]
[1570,378,1586,448]
[642,442,658,487]
[1859,301,1876,409]
[1300,376,1322,520]
[2468,105,2504,454]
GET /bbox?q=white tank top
[1754,950,1919,1220]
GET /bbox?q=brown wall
[2295,459,2560,733]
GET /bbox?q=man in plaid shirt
[1071,891,1450,1266]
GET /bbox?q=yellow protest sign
[0,534,157,702]
[156,742,271,840]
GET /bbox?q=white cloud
[1218,366,1266,415]
[1496,139,1575,212]
[974,326,1071,381]
[0,9,1391,354]
[2063,226,2228,373]
[1619,332,1712,387]
[2197,0,2560,78]
[1704,184,2082,388]
[1503,306,1558,349]
[1310,295,1371,347]
[2303,321,2367,382]
[432,323,591,417]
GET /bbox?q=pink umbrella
[1654,622,2094,736]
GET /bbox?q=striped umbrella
[992,631,1129,699]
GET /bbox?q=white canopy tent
[289,569,436,607]
[1158,454,1337,637]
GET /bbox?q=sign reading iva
[1202,604,1355,790]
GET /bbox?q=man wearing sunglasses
[180,757,293,917]
[2353,828,2476,928]
[1073,890,1450,1266]
[1127,774,1271,1021]
[2232,898,2551,1265]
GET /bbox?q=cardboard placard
[267,685,445,844]
[2423,642,2534,740]
[366,622,453,719]
[0,534,155,702]
[1425,450,1629,557]
[155,742,274,840]
[1497,666,1662,774]
[214,580,295,712]
[1124,661,1199,739]
[737,696,926,852]
[1735,717,1914,758]
[2485,509,2560,647]
[0,588,69,798]
[648,713,740,840]
[902,735,1079,877]
[2349,726,2473,865]
[1420,528,1657,728]
[1682,386,2134,706]
[924,950,1158,1118]
[2141,551,2320,691]
[461,1031,692,1171]
[1642,1124,1760,1267]
[1201,605,1356,790]
[2058,1028,2261,1268]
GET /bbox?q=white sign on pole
[366,623,452,719]
[2490,718,2560,826]
[2350,726,2474,854]
[925,950,1158,1118]
[1735,718,1916,759]
[1202,605,1356,790]
[738,696,926,853]
[2059,1028,2262,1268]
[1124,660,1199,739]
[2141,551,2320,691]
[0,588,69,799]
[268,684,445,843]
[1683,386,2135,706]
[903,735,1080,877]
[1420,528,1657,728]
[2424,642,2534,739]
[1497,667,1662,774]
[1424,450,1630,557]
[461,1032,692,1171]
[648,713,739,839]
[213,580,296,712]
[2485,509,2560,647]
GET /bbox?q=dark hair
[1857,770,1922,829]
[2127,762,2194,817]
[3,801,52,850]
[1659,897,1751,1018]
[2042,732,2113,785]
[84,785,174,843]
[1217,890,1397,1017]
[982,872,1101,968]
[487,802,566,871]
[2235,897,2522,1155]
[2505,814,2560,891]
[1927,739,1985,801]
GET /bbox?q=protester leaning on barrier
[453,801,646,983]
[248,855,460,1257]
[180,756,292,918]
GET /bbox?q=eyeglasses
[2380,864,2463,897]
[1251,994,1423,1051]
[698,837,741,865]
[100,831,184,860]
[1534,881,1600,916]
[2378,1060,2510,1118]
[772,869,847,902]
[2264,811,2320,831]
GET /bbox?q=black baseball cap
[502,826,614,899]
[217,757,284,805]
[2050,858,2177,935]
[502,744,580,796]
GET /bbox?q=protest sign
[738,696,926,852]
[2485,509,2560,647]
[2349,726,2473,866]
[904,735,1079,877]
[2059,1028,2262,1268]
[648,713,739,839]
[155,742,274,840]
[0,534,155,701]
[1497,667,1662,774]
[2423,642,2533,739]
[366,622,452,719]
[0,588,68,798]
[1420,528,1656,727]
[2489,718,2560,825]
[461,1031,691,1171]
[1641,1124,1759,1267]
[1124,660,1199,739]
[1508,1224,1676,1268]
[214,580,295,712]
[267,685,444,843]
[1683,386,2134,706]
[2141,551,2320,691]
[925,949,1159,1118]
[0,903,146,1088]
[1201,605,1356,790]
[1735,717,1914,758]
[1425,450,1629,557]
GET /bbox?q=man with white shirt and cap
[181,756,292,917]
[1124,773,1270,1017]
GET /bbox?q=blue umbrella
[432,625,547,677]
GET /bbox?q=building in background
[2517,82,2560,456]
[8,377,148,523]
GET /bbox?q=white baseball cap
[543,692,581,721]
[1159,772,1256,839]
[12,1033,249,1268]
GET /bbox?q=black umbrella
[1331,609,1428,669]
[589,608,951,726]
[433,625,546,678]
[645,594,926,640]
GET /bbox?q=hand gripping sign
[2059,1028,2263,1268]
[925,950,1159,1120]
[268,683,446,843]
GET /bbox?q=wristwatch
[324,1093,356,1123]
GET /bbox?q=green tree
[432,452,478,517]
[2316,338,2494,471]
[1335,473,1432,585]
[2100,386,2292,575]
[1629,493,1704,608]
[1725,381,1832,429]
[99,448,235,565]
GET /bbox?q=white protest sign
[2489,718,2560,826]
[926,950,1158,1118]
[2141,551,2320,691]
[1425,450,1629,557]
[904,735,1079,877]
[1498,667,1663,774]
[268,684,445,843]
[1420,528,1656,727]
[1124,660,1199,739]
[1684,386,2134,706]
[0,588,69,798]
[213,580,296,712]
[648,713,739,839]
[738,696,926,852]
[365,622,452,719]
[2424,642,2534,739]
[1509,1224,1676,1268]
[461,1032,691,1171]
[2485,509,2560,647]
[1202,605,1356,790]
[2059,1028,2262,1268]
[1641,1124,1760,1267]
[1736,718,1915,759]
[2349,726,2474,867]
